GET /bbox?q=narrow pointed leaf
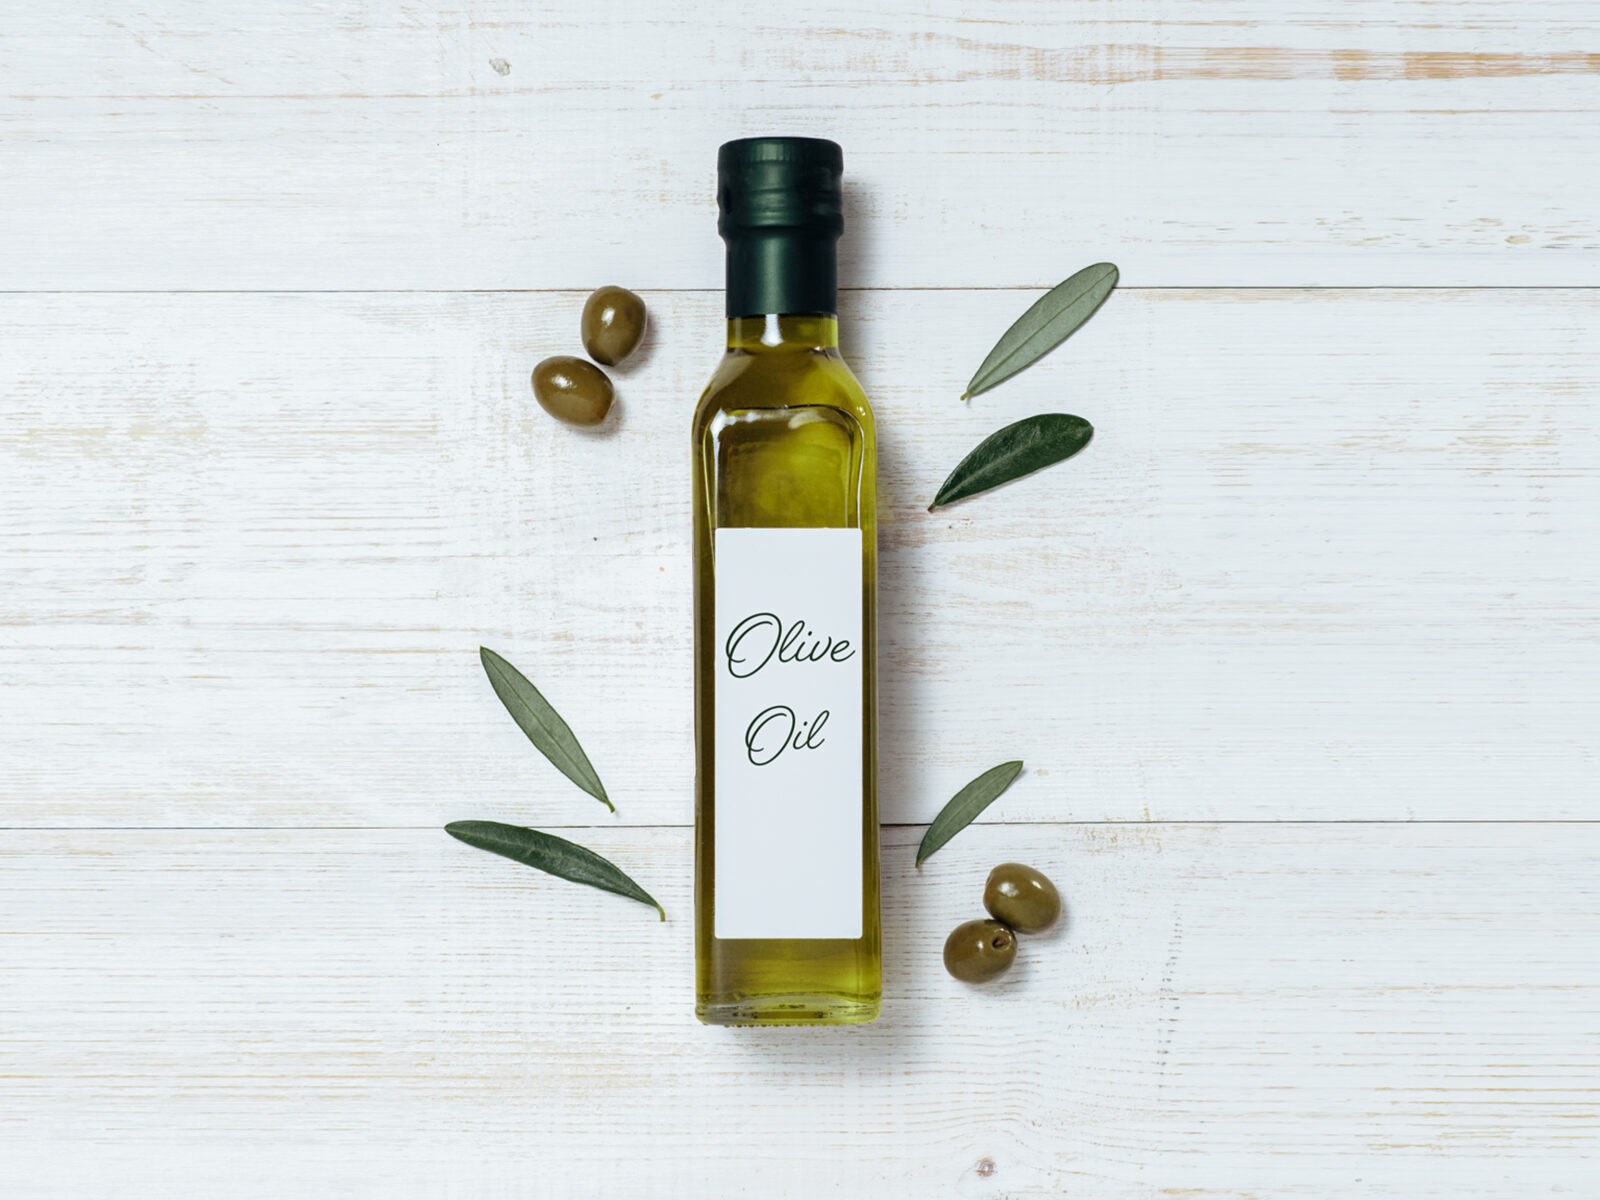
[962,262,1118,400]
[916,760,1025,866]
[480,646,612,811]
[446,820,664,920]
[929,414,1093,510]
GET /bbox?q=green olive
[982,862,1061,934]
[581,285,648,366]
[532,355,613,426]
[943,918,1017,983]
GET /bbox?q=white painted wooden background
[2,3,1596,1196]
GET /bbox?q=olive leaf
[916,760,1024,866]
[928,414,1093,510]
[446,820,664,920]
[480,646,612,811]
[962,262,1118,400]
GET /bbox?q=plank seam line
[5,820,1599,832]
[1,286,1598,296]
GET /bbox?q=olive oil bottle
[692,137,881,1025]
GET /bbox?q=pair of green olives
[943,862,1061,984]
[531,286,647,427]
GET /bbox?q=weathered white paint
[2,824,1594,1197]
[3,289,1595,826]
[2,1,1598,288]
[4,1,1598,1193]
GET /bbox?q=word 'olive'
[982,862,1061,934]
[943,918,1017,984]
[532,356,613,426]
[581,286,648,366]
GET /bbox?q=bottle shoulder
[693,349,873,437]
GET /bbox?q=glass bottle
[692,138,881,1025]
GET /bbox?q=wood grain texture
[4,288,1596,827]
[2,1,1598,288]
[5,2,1598,1190]
[2,823,1594,1197]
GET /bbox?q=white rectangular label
[713,527,864,940]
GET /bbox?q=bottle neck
[726,314,839,352]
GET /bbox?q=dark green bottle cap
[718,137,842,318]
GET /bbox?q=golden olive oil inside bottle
[692,139,881,1025]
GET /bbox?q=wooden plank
[3,288,1596,827]
[2,1,1598,288]
[1,823,1594,1196]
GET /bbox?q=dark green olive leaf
[480,646,612,811]
[916,760,1024,867]
[928,414,1093,510]
[962,263,1118,400]
[446,820,664,920]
